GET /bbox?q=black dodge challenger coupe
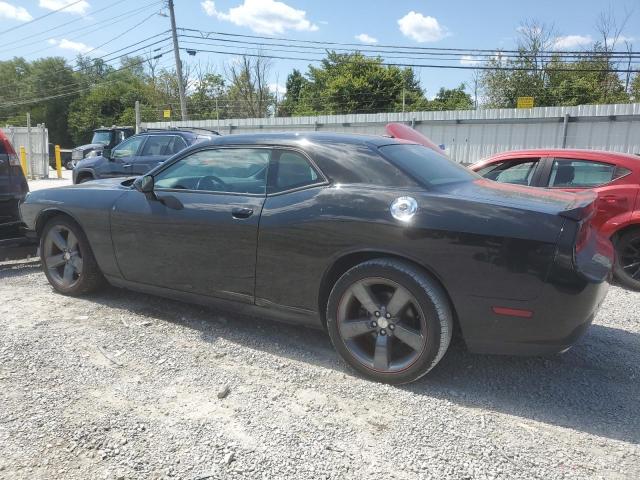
[20,133,613,384]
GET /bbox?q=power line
[0,0,87,36]
[0,35,172,98]
[179,46,640,74]
[178,38,640,66]
[0,53,173,108]
[0,0,133,52]
[178,33,640,62]
[180,28,640,57]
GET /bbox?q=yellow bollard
[19,146,27,176]
[54,145,62,179]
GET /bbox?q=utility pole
[168,0,188,121]
[135,100,141,133]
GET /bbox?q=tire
[65,161,74,170]
[613,229,640,291]
[77,175,93,184]
[326,258,453,384]
[40,216,105,296]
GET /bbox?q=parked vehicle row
[72,128,219,184]
[21,132,613,384]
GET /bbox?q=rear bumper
[461,279,609,356]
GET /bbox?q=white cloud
[608,35,635,46]
[201,0,318,35]
[460,55,481,66]
[398,11,448,43]
[0,1,33,21]
[355,33,378,44]
[553,34,592,50]
[39,0,90,15]
[48,38,93,53]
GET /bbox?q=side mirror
[103,148,112,160]
[134,175,154,193]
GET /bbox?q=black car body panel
[21,133,611,355]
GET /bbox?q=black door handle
[231,207,253,219]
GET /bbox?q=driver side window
[112,136,145,159]
[154,148,270,194]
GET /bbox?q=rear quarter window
[378,144,477,188]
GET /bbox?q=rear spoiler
[558,190,597,222]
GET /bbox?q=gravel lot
[0,257,638,480]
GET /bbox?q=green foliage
[290,52,429,115]
[428,84,474,111]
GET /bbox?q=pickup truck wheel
[41,217,105,296]
[326,258,453,384]
[614,229,640,291]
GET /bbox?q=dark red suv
[471,149,640,290]
[0,130,28,238]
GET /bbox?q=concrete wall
[143,103,640,164]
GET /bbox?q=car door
[255,148,329,311]
[98,135,146,178]
[542,157,635,230]
[130,135,188,176]
[110,146,270,302]
[474,157,544,186]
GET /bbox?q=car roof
[201,131,417,148]
[477,148,640,170]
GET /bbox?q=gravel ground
[0,258,638,480]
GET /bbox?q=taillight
[8,153,20,166]
[575,221,591,253]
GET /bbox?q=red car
[471,149,640,290]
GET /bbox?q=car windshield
[378,144,478,188]
[91,131,112,145]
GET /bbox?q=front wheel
[613,229,640,290]
[326,258,453,384]
[41,216,105,295]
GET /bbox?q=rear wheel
[613,229,640,290]
[41,216,104,295]
[326,258,453,384]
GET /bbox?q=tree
[278,69,307,116]
[67,57,156,143]
[189,62,226,120]
[291,51,428,115]
[428,84,474,111]
[225,55,274,118]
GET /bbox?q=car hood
[441,178,596,218]
[73,143,106,152]
[75,155,106,169]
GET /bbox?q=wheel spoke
[341,318,376,338]
[66,232,78,252]
[62,263,75,286]
[623,261,640,270]
[351,283,380,315]
[386,287,411,316]
[71,256,83,274]
[49,229,67,251]
[46,254,66,268]
[393,324,424,352]
[373,334,390,370]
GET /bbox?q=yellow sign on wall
[163,109,171,118]
[517,97,534,109]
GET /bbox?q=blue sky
[1,0,638,98]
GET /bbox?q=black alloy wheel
[326,258,453,384]
[614,229,640,291]
[41,217,104,295]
